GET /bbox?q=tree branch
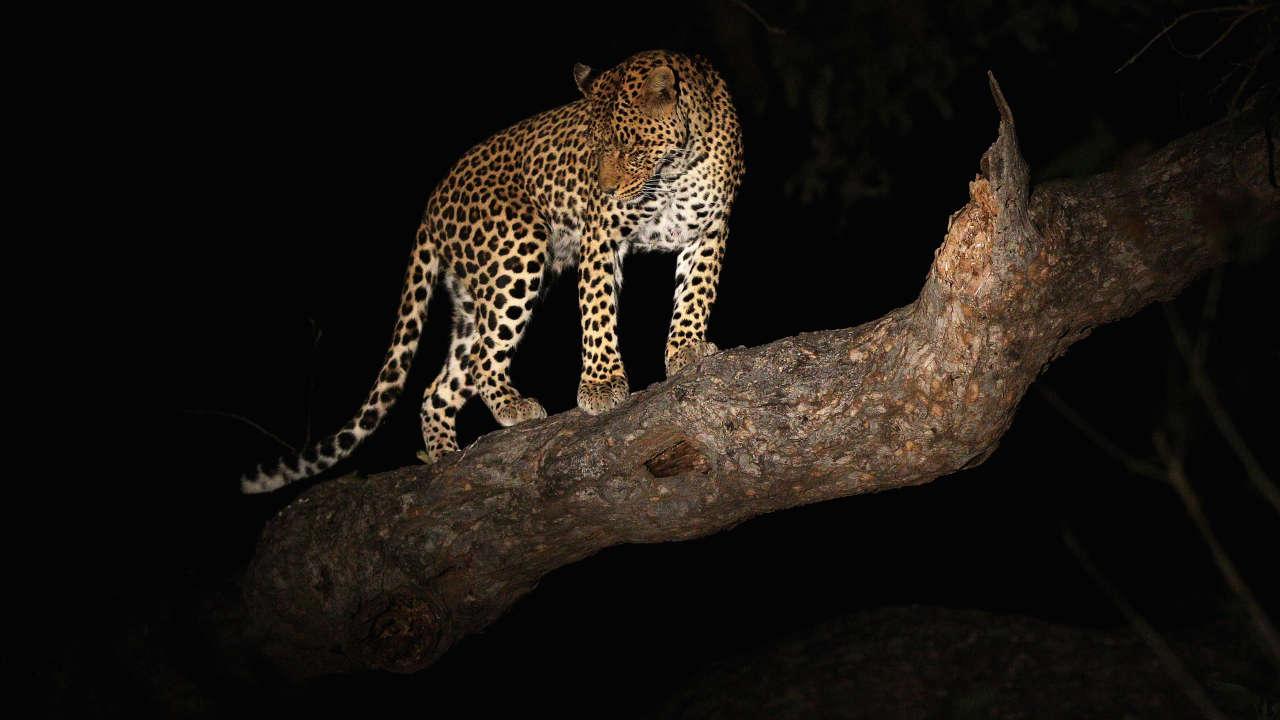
[242,84,1278,678]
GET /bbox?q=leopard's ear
[641,65,676,116]
[573,63,595,96]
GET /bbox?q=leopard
[241,49,743,494]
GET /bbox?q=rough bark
[244,79,1278,678]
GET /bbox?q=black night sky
[49,1,1278,716]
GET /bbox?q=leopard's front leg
[665,221,726,376]
[576,223,630,415]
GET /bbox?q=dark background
[49,0,1277,716]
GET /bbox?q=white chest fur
[628,158,719,254]
[547,225,581,277]
[545,148,720,275]
[631,194,694,252]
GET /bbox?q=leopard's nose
[597,153,621,195]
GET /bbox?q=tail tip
[240,469,285,495]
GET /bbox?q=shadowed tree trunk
[243,78,1277,678]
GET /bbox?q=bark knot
[366,594,447,673]
[645,437,711,478]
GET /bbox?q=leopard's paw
[665,340,719,377]
[493,396,548,427]
[418,434,459,464]
[577,375,630,415]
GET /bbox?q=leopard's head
[576,52,690,201]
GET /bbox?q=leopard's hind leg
[419,276,478,463]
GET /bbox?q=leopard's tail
[240,228,439,494]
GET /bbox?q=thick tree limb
[244,79,1278,677]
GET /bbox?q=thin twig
[1063,530,1229,720]
[1163,305,1280,516]
[1229,41,1275,113]
[1035,385,1164,480]
[730,0,786,35]
[1191,266,1225,368]
[1208,61,1247,97]
[1193,4,1268,60]
[183,409,297,454]
[1208,39,1274,102]
[1154,433,1280,668]
[1115,5,1264,74]
[1042,365,1280,670]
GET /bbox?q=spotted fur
[241,50,743,494]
